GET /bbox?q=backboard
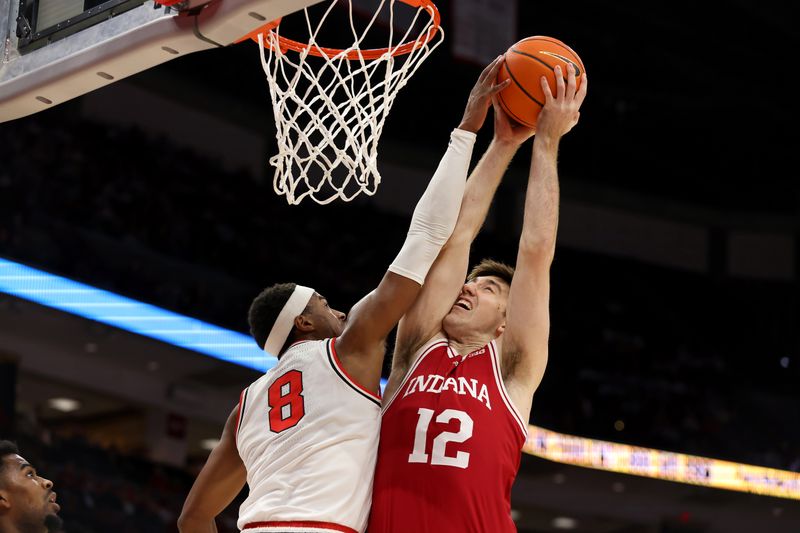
[0,0,323,122]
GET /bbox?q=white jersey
[235,338,382,533]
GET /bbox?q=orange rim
[249,0,440,60]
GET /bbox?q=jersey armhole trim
[235,387,249,443]
[327,338,382,406]
[488,340,529,442]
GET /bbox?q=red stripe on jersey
[235,387,247,442]
[488,341,529,439]
[242,520,357,532]
[329,338,382,402]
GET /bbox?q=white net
[257,0,443,205]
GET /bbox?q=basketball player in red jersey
[178,58,512,533]
[368,63,587,532]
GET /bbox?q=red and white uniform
[368,337,528,533]
[236,339,381,533]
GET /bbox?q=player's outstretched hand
[535,63,588,141]
[458,55,511,134]
[491,96,536,146]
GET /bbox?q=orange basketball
[496,36,585,128]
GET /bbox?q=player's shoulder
[414,331,449,356]
[278,338,331,361]
[285,338,329,354]
[399,332,450,373]
[253,339,331,384]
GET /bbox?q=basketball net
[256,0,442,205]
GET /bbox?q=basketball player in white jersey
[177,57,512,533]
[368,63,587,531]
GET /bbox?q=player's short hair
[0,440,19,483]
[467,258,515,287]
[248,283,312,351]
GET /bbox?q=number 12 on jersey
[408,408,473,468]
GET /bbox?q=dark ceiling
[126,0,799,215]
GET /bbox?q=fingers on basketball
[555,66,567,98]
[492,79,511,94]
[480,55,503,82]
[541,75,554,103]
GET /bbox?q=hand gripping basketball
[535,62,588,141]
[458,56,511,134]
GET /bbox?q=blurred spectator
[13,421,242,533]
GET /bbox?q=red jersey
[368,337,528,533]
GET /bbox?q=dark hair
[467,258,515,287]
[0,440,19,481]
[247,283,303,352]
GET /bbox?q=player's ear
[0,489,11,512]
[294,313,315,333]
[495,322,506,337]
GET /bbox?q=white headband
[263,285,315,356]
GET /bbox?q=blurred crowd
[0,109,405,331]
[14,418,242,533]
[540,250,799,471]
[1,109,798,533]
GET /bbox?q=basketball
[496,36,585,128]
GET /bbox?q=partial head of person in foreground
[248,282,348,357]
[442,258,515,344]
[0,440,62,533]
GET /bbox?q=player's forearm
[390,138,519,353]
[519,135,560,257]
[177,514,219,533]
[178,483,238,533]
[449,138,518,245]
[389,129,475,284]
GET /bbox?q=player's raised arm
[178,404,246,533]
[386,59,536,385]
[502,64,587,422]
[335,59,509,392]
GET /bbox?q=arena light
[552,517,578,530]
[46,397,81,412]
[525,426,800,501]
[0,257,389,390]
[0,257,274,372]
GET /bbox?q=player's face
[310,293,346,338]
[443,276,509,340]
[0,455,62,532]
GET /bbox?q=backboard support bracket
[0,0,323,122]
